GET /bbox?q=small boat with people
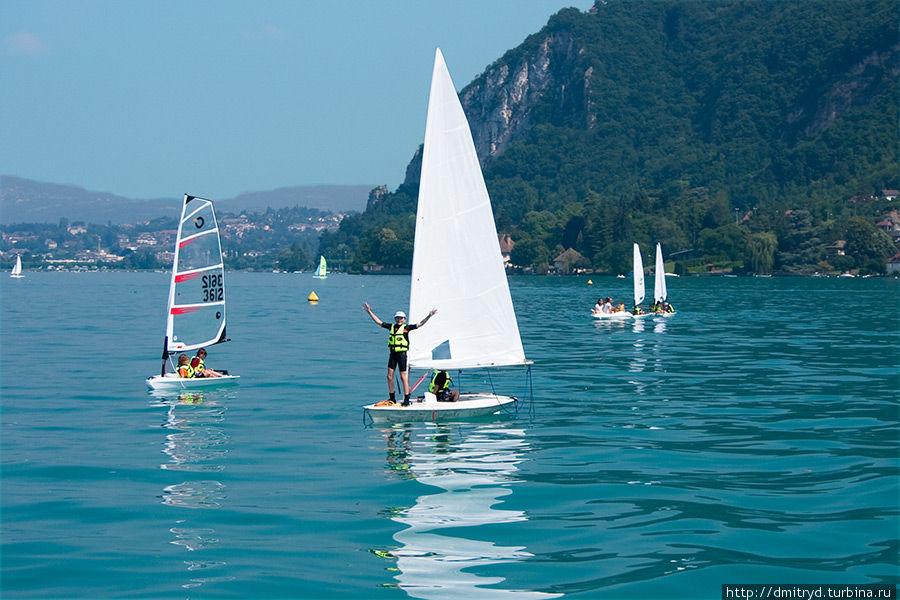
[631,243,649,317]
[591,298,633,320]
[146,195,239,390]
[363,49,531,422]
[649,242,676,316]
[592,243,648,319]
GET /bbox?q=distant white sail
[407,48,526,371]
[10,255,23,278]
[633,243,645,306]
[654,242,667,302]
[164,195,227,353]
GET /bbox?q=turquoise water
[2,272,898,599]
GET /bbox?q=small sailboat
[146,195,239,390]
[653,242,676,316]
[591,246,647,320]
[364,49,530,422]
[10,255,24,278]
[313,255,327,279]
[632,243,647,316]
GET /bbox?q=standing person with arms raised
[363,302,437,406]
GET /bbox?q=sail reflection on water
[161,396,227,477]
[153,391,235,590]
[381,424,559,599]
[654,318,667,335]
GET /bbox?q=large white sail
[654,242,667,302]
[164,195,227,353]
[407,48,526,370]
[633,243,645,306]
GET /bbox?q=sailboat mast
[160,336,170,376]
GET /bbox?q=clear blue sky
[1,0,592,200]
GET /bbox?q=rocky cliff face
[402,27,590,187]
[365,185,390,211]
[398,2,897,189]
[790,42,900,138]
[460,30,588,161]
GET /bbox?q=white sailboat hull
[146,373,240,390]
[591,311,632,320]
[365,393,517,422]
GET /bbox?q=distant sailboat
[146,195,239,390]
[10,255,23,278]
[313,255,327,279]
[364,48,530,421]
[654,243,667,303]
[653,243,676,316]
[633,243,646,315]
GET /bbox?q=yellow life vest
[388,324,409,352]
[429,370,450,393]
[177,364,194,378]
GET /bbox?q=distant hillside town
[1,205,346,272]
[4,192,899,276]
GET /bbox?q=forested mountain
[321,0,899,275]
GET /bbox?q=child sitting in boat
[191,347,224,378]
[176,354,194,378]
[430,370,459,403]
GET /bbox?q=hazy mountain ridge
[0,175,373,225]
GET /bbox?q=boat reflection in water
[380,423,559,599]
[151,389,235,590]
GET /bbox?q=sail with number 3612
[146,194,239,390]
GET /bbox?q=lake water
[2,272,898,599]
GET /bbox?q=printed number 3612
[201,274,223,302]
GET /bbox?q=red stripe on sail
[178,237,196,249]
[170,306,203,315]
[174,272,202,283]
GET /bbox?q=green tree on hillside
[510,236,551,273]
[745,232,778,274]
[843,216,895,273]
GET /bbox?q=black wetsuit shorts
[387,351,408,371]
